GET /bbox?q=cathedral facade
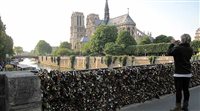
[70,0,149,50]
[194,28,200,40]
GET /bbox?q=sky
[0,0,199,52]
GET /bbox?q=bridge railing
[36,60,200,111]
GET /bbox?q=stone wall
[38,56,173,70]
[0,71,41,111]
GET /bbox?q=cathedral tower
[86,14,100,38]
[104,0,110,24]
[70,12,86,50]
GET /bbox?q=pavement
[120,86,200,111]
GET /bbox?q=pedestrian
[167,34,193,111]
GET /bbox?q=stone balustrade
[38,56,175,70]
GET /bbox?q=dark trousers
[174,77,191,103]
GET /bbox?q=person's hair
[181,34,191,44]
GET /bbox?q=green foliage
[116,30,137,47]
[59,41,71,49]
[148,56,157,64]
[14,46,23,55]
[3,35,13,55]
[70,55,76,69]
[81,42,91,55]
[52,42,75,56]
[138,35,152,45]
[131,56,135,66]
[153,35,173,43]
[126,43,170,56]
[118,56,123,63]
[35,40,52,55]
[122,56,128,66]
[53,48,72,56]
[85,56,90,69]
[191,55,200,61]
[104,42,124,55]
[0,17,14,60]
[191,40,200,53]
[104,55,112,67]
[30,50,36,55]
[51,56,53,62]
[124,45,137,55]
[112,56,118,64]
[89,25,118,55]
[57,56,61,65]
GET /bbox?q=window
[80,16,82,26]
[77,16,79,26]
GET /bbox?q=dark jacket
[167,43,193,74]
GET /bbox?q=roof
[108,14,136,26]
[80,36,89,43]
[95,19,104,26]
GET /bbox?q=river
[19,58,55,72]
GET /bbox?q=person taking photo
[167,34,193,111]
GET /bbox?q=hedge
[126,40,200,56]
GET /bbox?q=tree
[124,45,137,55]
[59,41,71,49]
[52,48,72,56]
[153,35,173,43]
[191,40,200,53]
[52,42,74,56]
[14,46,23,55]
[0,17,14,60]
[81,42,91,55]
[34,40,52,55]
[89,25,118,55]
[104,42,124,55]
[168,36,174,41]
[3,35,14,55]
[116,30,137,47]
[138,36,152,45]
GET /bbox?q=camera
[174,40,180,46]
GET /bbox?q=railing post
[0,71,41,111]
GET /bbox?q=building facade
[70,12,86,50]
[194,28,200,40]
[70,0,149,50]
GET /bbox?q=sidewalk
[120,86,200,111]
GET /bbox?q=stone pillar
[0,71,41,111]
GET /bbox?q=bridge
[12,55,38,59]
[120,86,200,111]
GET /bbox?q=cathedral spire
[104,0,110,24]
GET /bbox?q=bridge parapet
[35,60,200,111]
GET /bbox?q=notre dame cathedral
[70,0,150,50]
